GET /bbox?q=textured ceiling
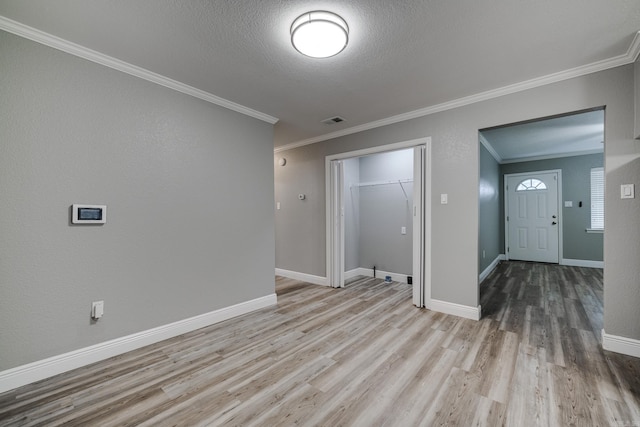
[0,1,639,149]
[480,109,604,163]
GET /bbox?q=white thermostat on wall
[72,204,107,224]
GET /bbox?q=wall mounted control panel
[72,204,107,224]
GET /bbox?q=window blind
[590,167,604,230]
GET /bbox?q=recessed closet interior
[342,148,414,283]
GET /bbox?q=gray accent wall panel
[275,64,638,343]
[635,54,640,139]
[274,143,326,275]
[478,143,501,273]
[607,58,640,341]
[500,154,604,262]
[358,150,413,275]
[343,158,360,272]
[0,31,275,370]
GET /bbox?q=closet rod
[354,178,413,188]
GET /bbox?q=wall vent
[321,116,346,125]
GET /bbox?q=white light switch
[440,194,448,204]
[91,301,104,320]
[401,226,406,235]
[276,202,281,210]
[564,201,573,208]
[621,184,635,199]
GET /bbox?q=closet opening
[325,137,432,308]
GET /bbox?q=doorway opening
[478,107,605,313]
[326,137,431,308]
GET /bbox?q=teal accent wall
[479,143,501,273]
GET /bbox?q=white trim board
[0,294,277,394]
[0,16,278,125]
[430,299,482,321]
[356,267,410,284]
[275,268,329,286]
[499,149,603,164]
[602,330,640,358]
[274,31,640,154]
[561,259,604,269]
[479,254,506,283]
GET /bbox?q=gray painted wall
[358,150,413,275]
[274,143,326,275]
[608,59,640,340]
[500,154,604,262]
[635,54,640,139]
[274,64,639,342]
[343,158,360,272]
[478,143,501,273]
[0,31,275,370]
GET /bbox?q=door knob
[552,215,556,218]
[552,221,557,225]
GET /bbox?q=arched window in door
[516,178,547,191]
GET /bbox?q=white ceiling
[480,109,605,163]
[0,1,639,149]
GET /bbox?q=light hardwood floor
[1,262,639,426]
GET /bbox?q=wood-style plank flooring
[1,261,639,426]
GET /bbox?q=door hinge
[507,216,509,221]
[507,247,510,252]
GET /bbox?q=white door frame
[504,169,563,264]
[329,160,345,288]
[325,137,432,308]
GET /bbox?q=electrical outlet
[401,226,406,235]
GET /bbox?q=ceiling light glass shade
[291,11,349,58]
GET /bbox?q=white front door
[506,171,559,263]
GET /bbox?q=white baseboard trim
[0,293,277,394]
[344,268,362,281]
[561,258,604,268]
[277,267,408,286]
[275,268,329,286]
[479,254,506,283]
[602,329,640,358]
[431,299,482,321]
[357,268,409,284]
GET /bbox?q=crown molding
[500,148,603,164]
[275,31,640,153]
[479,132,603,165]
[0,16,279,125]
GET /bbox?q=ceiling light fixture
[291,11,349,58]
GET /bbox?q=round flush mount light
[291,11,349,58]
